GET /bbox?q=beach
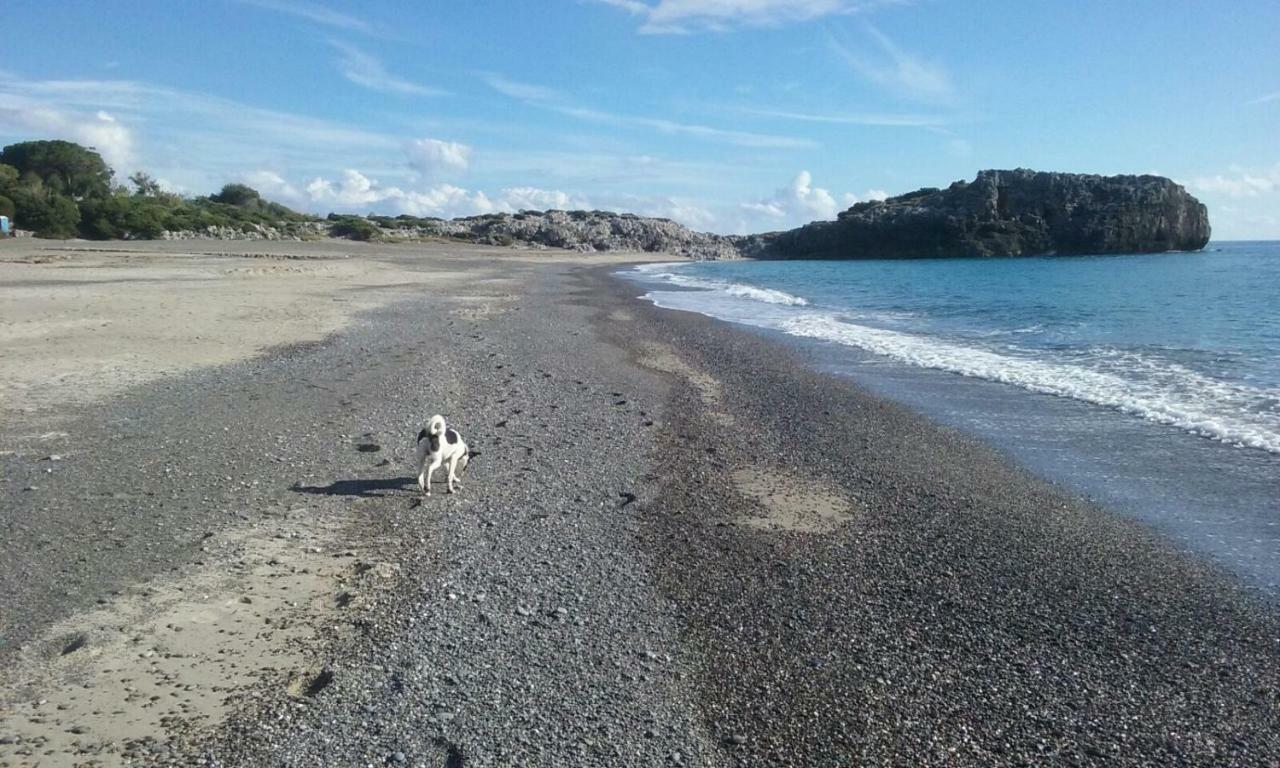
[2,240,1278,767]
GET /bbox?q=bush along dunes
[749,169,1211,259]
[0,140,317,240]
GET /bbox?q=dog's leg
[446,454,460,494]
[424,454,443,496]
[415,439,429,495]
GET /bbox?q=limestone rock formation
[754,169,1210,260]
[380,210,743,260]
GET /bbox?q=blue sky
[1,0,1277,237]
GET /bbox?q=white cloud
[828,25,955,104]
[0,104,134,172]
[594,0,902,34]
[240,170,301,200]
[740,170,843,225]
[497,186,591,211]
[483,73,814,149]
[862,188,888,201]
[329,41,446,97]
[1189,164,1279,198]
[239,0,380,35]
[404,138,471,177]
[0,76,404,191]
[300,168,606,219]
[739,106,955,127]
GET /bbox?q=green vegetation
[325,214,381,241]
[0,139,315,239]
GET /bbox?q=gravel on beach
[2,250,1278,767]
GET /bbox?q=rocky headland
[751,169,1211,260]
[155,170,1211,261]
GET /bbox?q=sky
[0,0,1277,238]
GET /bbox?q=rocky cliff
[754,169,1210,260]
[377,210,743,260]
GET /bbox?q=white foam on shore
[629,263,810,306]
[630,265,1280,455]
[775,314,1280,454]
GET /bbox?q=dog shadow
[290,476,415,498]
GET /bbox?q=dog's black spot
[445,429,459,445]
[430,434,441,452]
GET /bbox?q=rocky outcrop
[161,221,329,241]
[377,210,743,260]
[755,169,1210,260]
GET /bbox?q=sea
[623,241,1280,592]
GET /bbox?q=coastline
[1,244,1277,766]
[604,266,1280,764]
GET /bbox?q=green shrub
[10,189,81,237]
[209,183,262,207]
[329,216,381,241]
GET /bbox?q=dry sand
[0,238,631,428]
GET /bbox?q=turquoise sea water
[624,242,1280,589]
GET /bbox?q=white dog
[415,414,469,495]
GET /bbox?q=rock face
[161,221,329,241]
[755,169,1211,260]
[383,210,743,260]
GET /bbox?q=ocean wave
[631,265,810,306]
[776,314,1280,454]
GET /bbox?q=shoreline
[623,253,1280,594]
[1,245,1277,765]
[609,263,1280,764]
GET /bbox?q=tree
[0,140,114,200]
[0,163,18,193]
[9,188,81,237]
[129,171,162,197]
[209,183,261,207]
[0,195,14,220]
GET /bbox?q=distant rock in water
[752,169,1211,260]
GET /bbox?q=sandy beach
[2,240,1278,767]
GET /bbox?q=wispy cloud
[482,73,814,149]
[483,73,564,102]
[0,76,403,190]
[328,40,447,97]
[1245,91,1280,106]
[739,106,956,127]
[1189,163,1280,198]
[238,0,380,35]
[828,25,955,104]
[592,0,904,34]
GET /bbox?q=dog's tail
[428,414,447,437]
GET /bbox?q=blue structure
[0,215,9,236]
